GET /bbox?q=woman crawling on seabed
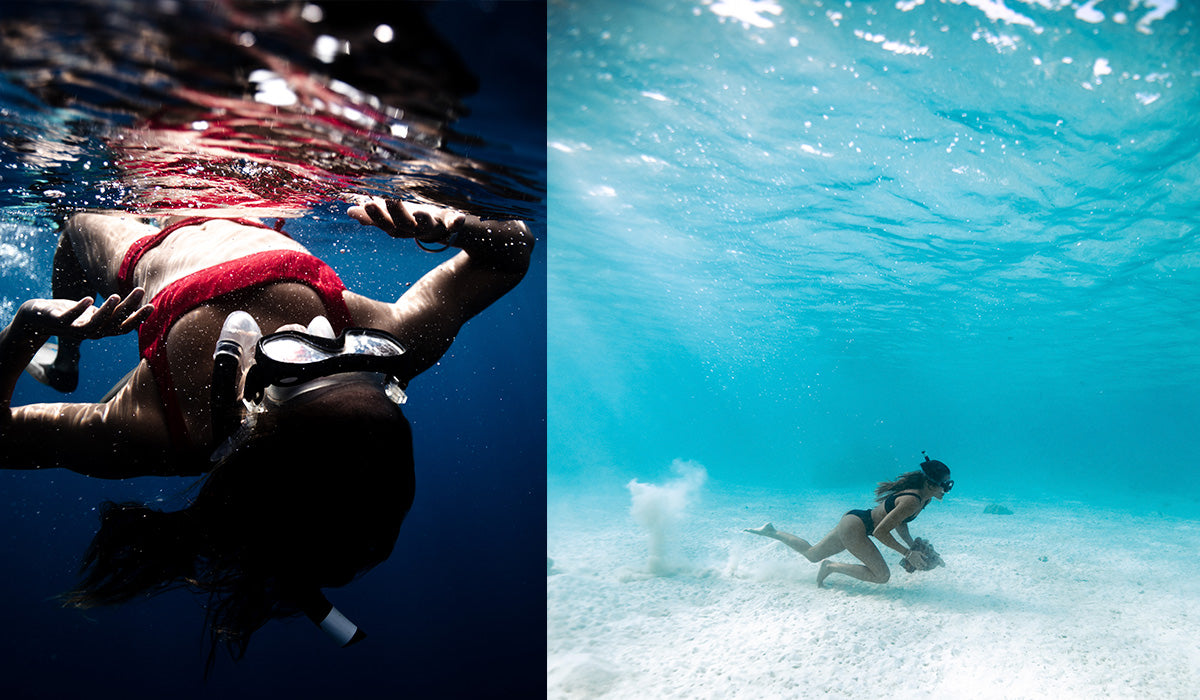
[745,454,951,587]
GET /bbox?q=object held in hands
[901,537,945,572]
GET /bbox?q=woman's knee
[58,213,148,292]
[60,214,113,265]
[63,213,109,240]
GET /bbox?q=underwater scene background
[549,2,1200,697]
[550,0,1199,507]
[0,1,545,697]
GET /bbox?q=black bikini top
[884,491,924,524]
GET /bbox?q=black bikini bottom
[846,509,874,534]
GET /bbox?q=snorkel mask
[212,311,408,432]
[920,451,954,492]
[243,326,409,405]
[211,311,409,463]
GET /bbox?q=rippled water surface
[1,0,542,218]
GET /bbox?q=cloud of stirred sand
[627,459,708,576]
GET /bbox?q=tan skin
[745,481,946,587]
[0,198,533,478]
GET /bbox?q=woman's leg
[58,213,157,295]
[816,519,890,587]
[26,214,154,392]
[745,521,847,562]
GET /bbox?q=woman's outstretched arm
[0,292,149,410]
[872,500,926,567]
[0,291,173,478]
[346,198,535,379]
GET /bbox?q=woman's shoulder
[343,291,400,327]
[886,490,923,509]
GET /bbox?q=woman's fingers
[61,297,96,323]
[365,200,398,233]
[348,197,396,233]
[385,199,420,232]
[347,196,462,242]
[118,304,154,335]
[112,289,152,334]
[411,209,433,228]
[111,287,145,316]
[71,289,149,338]
[19,292,149,340]
[347,205,372,226]
[442,210,466,231]
[26,297,93,327]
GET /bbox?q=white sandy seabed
[547,463,1200,699]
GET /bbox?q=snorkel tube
[210,310,261,443]
[297,589,368,648]
[210,310,368,649]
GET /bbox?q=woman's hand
[17,289,151,340]
[348,196,465,244]
[904,550,929,570]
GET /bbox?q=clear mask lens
[260,331,404,364]
[245,327,409,403]
[343,332,405,357]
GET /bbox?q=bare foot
[25,342,79,393]
[744,522,777,537]
[816,560,833,588]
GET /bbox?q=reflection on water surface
[1,0,541,218]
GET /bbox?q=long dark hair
[874,454,951,501]
[874,471,928,501]
[62,389,414,673]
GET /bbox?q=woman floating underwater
[0,198,532,667]
[746,455,951,587]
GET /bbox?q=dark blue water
[549,0,1200,511]
[0,2,545,697]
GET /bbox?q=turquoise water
[549,0,1200,508]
